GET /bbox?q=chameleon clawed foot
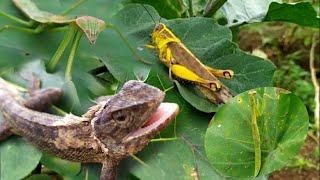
[22,74,63,112]
[25,88,63,112]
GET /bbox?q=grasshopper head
[151,23,166,41]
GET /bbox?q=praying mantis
[0,0,148,81]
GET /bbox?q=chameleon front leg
[25,88,63,112]
[100,160,118,180]
[22,74,63,112]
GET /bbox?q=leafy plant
[0,0,317,179]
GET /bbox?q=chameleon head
[92,80,179,156]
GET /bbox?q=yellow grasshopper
[144,10,234,104]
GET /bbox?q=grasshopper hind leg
[206,66,234,79]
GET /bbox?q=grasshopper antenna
[141,4,157,25]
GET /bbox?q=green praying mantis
[0,0,148,81]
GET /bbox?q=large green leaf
[220,0,280,26]
[109,4,275,112]
[205,87,309,178]
[40,154,81,177]
[0,137,42,180]
[264,2,320,28]
[123,0,187,19]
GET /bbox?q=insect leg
[171,64,221,90]
[143,44,156,49]
[0,23,45,34]
[206,66,234,79]
[47,26,77,73]
[65,29,83,81]
[0,11,35,27]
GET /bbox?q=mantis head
[75,16,106,44]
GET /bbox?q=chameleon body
[0,77,179,179]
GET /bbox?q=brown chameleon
[0,77,179,179]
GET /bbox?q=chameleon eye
[112,110,133,123]
[155,24,164,31]
[112,113,127,122]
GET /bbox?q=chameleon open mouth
[123,103,179,142]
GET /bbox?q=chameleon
[0,77,179,180]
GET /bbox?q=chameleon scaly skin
[0,78,179,179]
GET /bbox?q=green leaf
[0,137,42,180]
[40,154,81,176]
[264,2,320,28]
[64,164,101,180]
[205,87,309,178]
[26,174,52,180]
[123,0,187,19]
[110,4,275,112]
[175,80,218,113]
[220,0,280,26]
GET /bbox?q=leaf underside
[12,0,74,23]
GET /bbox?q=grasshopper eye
[155,24,164,31]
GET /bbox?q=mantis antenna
[141,4,157,25]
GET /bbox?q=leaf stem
[248,90,261,177]
[47,26,76,73]
[65,30,83,81]
[203,0,227,17]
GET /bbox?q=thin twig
[309,33,319,137]
[203,0,227,17]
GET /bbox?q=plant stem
[203,0,227,17]
[187,0,194,17]
[65,30,83,81]
[248,91,261,177]
[47,26,76,73]
[106,24,151,64]
[309,33,319,137]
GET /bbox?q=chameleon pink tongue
[124,103,179,142]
